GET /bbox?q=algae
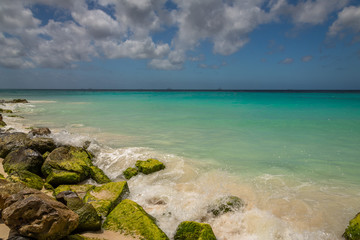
[89,165,111,184]
[174,221,217,240]
[54,184,95,199]
[135,159,165,175]
[123,167,138,180]
[344,212,360,240]
[6,170,44,190]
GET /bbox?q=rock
[0,109,13,113]
[135,159,165,175]
[343,212,360,240]
[89,165,111,184]
[5,99,28,104]
[0,115,6,128]
[7,230,35,240]
[0,132,30,158]
[54,184,95,199]
[26,137,56,154]
[41,146,109,187]
[28,128,51,136]
[0,180,26,211]
[3,147,44,175]
[0,114,2,121]
[2,188,79,240]
[56,191,101,232]
[6,170,44,190]
[174,221,217,240]
[123,167,138,180]
[0,173,4,179]
[84,181,129,217]
[103,199,169,240]
[207,196,245,217]
[66,234,105,240]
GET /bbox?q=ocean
[1,90,360,239]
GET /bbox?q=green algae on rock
[174,221,217,240]
[3,147,44,175]
[123,167,138,180]
[344,212,360,240]
[0,120,6,127]
[0,132,31,158]
[103,199,169,240]
[84,181,129,217]
[207,195,245,217]
[89,165,111,184]
[0,108,13,113]
[135,159,165,175]
[66,234,105,240]
[54,184,95,199]
[0,173,4,179]
[6,170,44,190]
[26,137,56,154]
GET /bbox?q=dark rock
[0,132,30,158]
[103,199,169,240]
[2,188,79,240]
[123,167,138,180]
[0,114,2,121]
[54,184,95,200]
[207,195,245,217]
[0,109,13,113]
[26,137,56,154]
[6,170,44,190]
[7,230,35,240]
[135,158,165,175]
[3,147,44,175]
[343,212,360,240]
[174,221,217,240]
[28,128,51,136]
[0,180,26,211]
[5,99,28,104]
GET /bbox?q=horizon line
[0,89,360,92]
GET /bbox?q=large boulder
[6,170,44,190]
[207,196,245,217]
[26,137,56,154]
[123,167,138,180]
[28,127,51,136]
[343,212,360,240]
[0,132,31,158]
[88,165,111,184]
[135,158,165,175]
[0,180,26,212]
[84,181,129,217]
[54,184,95,199]
[56,191,101,232]
[3,147,44,175]
[41,146,110,187]
[174,221,217,240]
[2,188,79,240]
[103,199,169,240]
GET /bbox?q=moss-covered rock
[26,137,56,154]
[103,199,169,240]
[54,184,95,199]
[5,99,28,103]
[174,221,217,240]
[0,132,31,158]
[123,167,138,179]
[0,181,26,211]
[344,212,360,240]
[45,169,83,187]
[0,173,4,179]
[6,170,44,190]
[0,108,13,113]
[84,181,129,217]
[0,120,6,127]
[135,158,165,175]
[29,127,51,136]
[207,196,245,217]
[3,147,44,175]
[56,191,102,232]
[89,165,111,184]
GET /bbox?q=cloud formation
[279,58,294,64]
[0,0,356,70]
[302,55,313,62]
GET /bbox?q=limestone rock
[3,147,44,175]
[207,196,245,217]
[84,181,129,217]
[103,199,169,240]
[344,212,360,240]
[2,188,79,240]
[56,191,101,232]
[0,132,30,158]
[29,127,51,136]
[6,170,44,190]
[123,167,138,180]
[26,137,56,154]
[174,221,217,240]
[135,159,165,175]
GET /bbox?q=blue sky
[0,0,359,89]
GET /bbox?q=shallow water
[1,90,360,239]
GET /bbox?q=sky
[0,0,359,90]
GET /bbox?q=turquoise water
[1,90,360,239]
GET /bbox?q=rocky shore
[0,99,359,240]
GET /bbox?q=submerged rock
[207,195,245,217]
[174,221,217,240]
[26,137,56,154]
[0,132,30,158]
[0,119,6,128]
[343,212,360,240]
[56,191,102,232]
[3,147,44,175]
[2,188,79,240]
[0,108,13,113]
[84,181,129,217]
[28,127,51,136]
[135,158,165,175]
[123,167,138,180]
[103,199,169,240]
[5,99,28,103]
[54,184,95,199]
[6,170,44,190]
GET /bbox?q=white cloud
[279,58,294,64]
[328,6,360,37]
[302,55,313,62]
